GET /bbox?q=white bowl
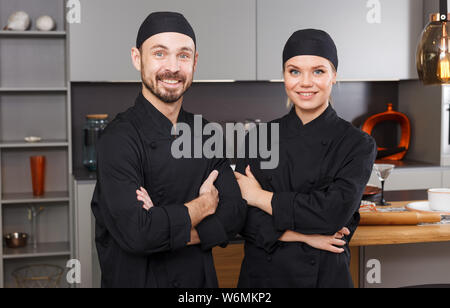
[24,136,42,143]
[428,188,450,212]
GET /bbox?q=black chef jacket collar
[286,103,337,139]
[135,92,188,139]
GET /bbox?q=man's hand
[199,170,219,195]
[136,186,154,211]
[198,170,220,215]
[185,170,220,227]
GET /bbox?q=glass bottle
[83,114,109,171]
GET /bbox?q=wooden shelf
[1,191,69,205]
[3,242,70,260]
[0,31,66,38]
[0,140,69,149]
[0,87,68,93]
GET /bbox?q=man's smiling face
[139,32,197,104]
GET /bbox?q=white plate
[406,201,450,215]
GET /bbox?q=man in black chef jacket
[91,12,247,288]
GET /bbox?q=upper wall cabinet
[69,0,256,82]
[256,0,424,81]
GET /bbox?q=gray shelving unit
[0,0,72,288]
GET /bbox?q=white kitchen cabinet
[441,168,450,187]
[367,167,443,191]
[72,178,99,288]
[69,0,256,81]
[361,243,450,288]
[256,0,423,81]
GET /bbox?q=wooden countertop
[351,201,450,246]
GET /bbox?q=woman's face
[284,55,336,112]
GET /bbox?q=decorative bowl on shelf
[36,16,56,32]
[4,232,28,248]
[24,136,42,143]
[5,11,31,31]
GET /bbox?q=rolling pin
[359,212,443,225]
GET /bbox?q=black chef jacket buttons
[310,259,316,266]
[267,255,272,262]
[158,190,165,197]
[321,140,328,146]
[150,141,157,149]
[172,281,180,288]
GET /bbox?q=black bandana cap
[136,12,196,49]
[282,29,338,71]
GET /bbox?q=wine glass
[373,164,395,206]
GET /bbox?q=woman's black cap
[282,29,338,71]
[136,12,196,49]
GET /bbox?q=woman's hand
[136,186,154,211]
[279,227,350,254]
[234,165,274,214]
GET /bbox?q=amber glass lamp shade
[417,13,450,85]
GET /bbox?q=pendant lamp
[417,0,450,84]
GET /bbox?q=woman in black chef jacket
[234,29,377,288]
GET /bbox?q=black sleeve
[94,123,191,256]
[271,134,377,235]
[196,158,247,250]
[235,154,283,254]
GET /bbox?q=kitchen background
[1,0,450,288]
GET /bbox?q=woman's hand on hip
[279,227,350,254]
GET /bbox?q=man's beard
[142,71,193,104]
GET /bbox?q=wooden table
[213,200,450,288]
[351,201,450,246]
[349,200,450,287]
